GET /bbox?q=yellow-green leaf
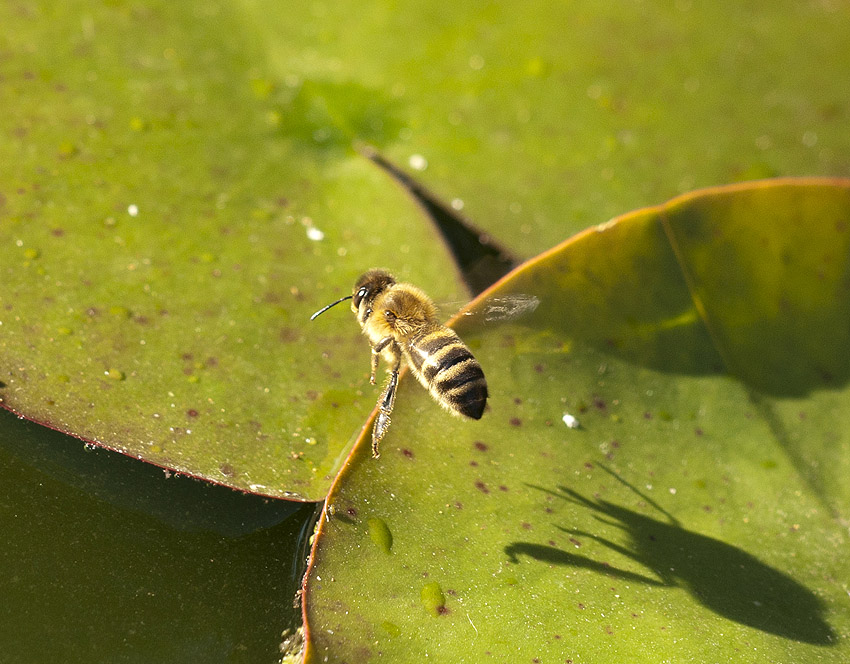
[304,180,850,662]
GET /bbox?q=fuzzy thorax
[360,283,438,346]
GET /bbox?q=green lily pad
[0,1,469,501]
[244,0,850,256]
[303,180,850,662]
[3,1,849,504]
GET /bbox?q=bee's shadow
[506,467,836,646]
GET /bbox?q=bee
[310,269,488,458]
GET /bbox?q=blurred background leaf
[0,407,316,663]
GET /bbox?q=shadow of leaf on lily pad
[507,468,835,646]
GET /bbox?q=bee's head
[309,269,397,323]
[352,269,396,322]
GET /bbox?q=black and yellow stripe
[406,329,488,420]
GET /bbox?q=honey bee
[311,269,488,457]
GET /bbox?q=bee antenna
[310,295,353,321]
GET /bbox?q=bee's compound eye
[353,287,368,308]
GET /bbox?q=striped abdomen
[405,326,488,420]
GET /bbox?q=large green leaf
[2,1,848,503]
[242,0,850,256]
[303,180,850,662]
[0,1,469,501]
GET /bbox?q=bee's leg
[370,336,392,385]
[372,347,400,458]
[370,352,379,385]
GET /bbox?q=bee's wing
[475,294,540,322]
[440,294,540,323]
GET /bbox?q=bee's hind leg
[372,352,400,458]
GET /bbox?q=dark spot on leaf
[584,462,594,470]
[446,589,457,596]
[534,363,545,373]
[347,507,357,517]
[469,460,478,467]
[694,427,704,436]
[611,440,620,448]
[703,505,712,512]
[305,390,319,401]
[475,480,489,494]
[509,417,521,427]
[219,463,236,477]
[182,353,194,361]
[51,228,65,237]
[205,356,218,368]
[499,485,508,492]
[569,537,581,547]
[133,315,150,325]
[474,441,488,452]
[514,397,522,405]
[86,307,100,318]
[454,502,463,510]
[401,448,415,458]
[521,522,532,530]
[643,412,652,419]
[577,603,585,609]
[280,327,300,343]
[437,605,450,615]
[593,398,606,410]
[187,409,199,418]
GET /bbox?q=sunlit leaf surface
[304,180,850,663]
[0,1,468,500]
[2,1,849,502]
